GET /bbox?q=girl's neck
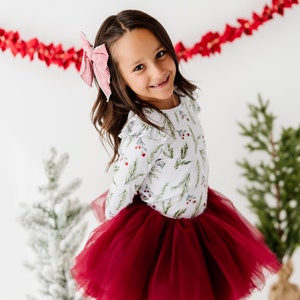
[155,93,180,110]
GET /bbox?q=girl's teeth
[152,78,167,88]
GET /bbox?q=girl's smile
[150,75,170,88]
[111,28,177,109]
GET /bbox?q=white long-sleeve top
[105,96,209,219]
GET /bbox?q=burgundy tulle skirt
[72,188,280,300]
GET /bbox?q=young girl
[72,9,280,300]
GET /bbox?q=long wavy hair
[91,9,197,166]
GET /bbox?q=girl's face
[111,28,177,109]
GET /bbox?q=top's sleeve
[105,114,167,220]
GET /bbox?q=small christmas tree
[237,95,300,264]
[19,148,90,300]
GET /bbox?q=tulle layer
[72,188,280,300]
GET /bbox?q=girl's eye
[134,64,144,72]
[156,50,166,59]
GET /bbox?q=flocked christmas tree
[237,95,300,264]
[19,148,90,300]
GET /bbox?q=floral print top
[105,96,209,219]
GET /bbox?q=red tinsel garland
[0,0,298,70]
[175,0,298,61]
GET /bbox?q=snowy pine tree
[19,148,90,300]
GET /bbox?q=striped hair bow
[80,32,111,101]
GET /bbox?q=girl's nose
[150,63,164,78]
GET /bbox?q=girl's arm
[105,119,166,219]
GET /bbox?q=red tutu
[72,188,281,300]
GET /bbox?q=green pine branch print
[188,101,199,124]
[171,173,191,200]
[191,197,202,218]
[147,144,164,165]
[195,160,200,188]
[199,149,206,161]
[188,125,199,154]
[175,143,191,169]
[186,102,196,124]
[163,144,174,159]
[116,189,128,211]
[174,208,187,218]
[148,164,160,183]
[174,111,180,123]
[157,183,169,202]
[162,199,172,215]
[140,122,152,132]
[162,113,176,137]
[114,165,120,173]
[124,159,144,184]
[180,173,191,199]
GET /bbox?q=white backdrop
[0,0,299,299]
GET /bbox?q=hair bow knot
[80,32,111,101]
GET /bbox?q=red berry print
[135,138,147,156]
[179,110,190,121]
[186,195,197,205]
[178,129,190,140]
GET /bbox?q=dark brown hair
[91,9,197,166]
